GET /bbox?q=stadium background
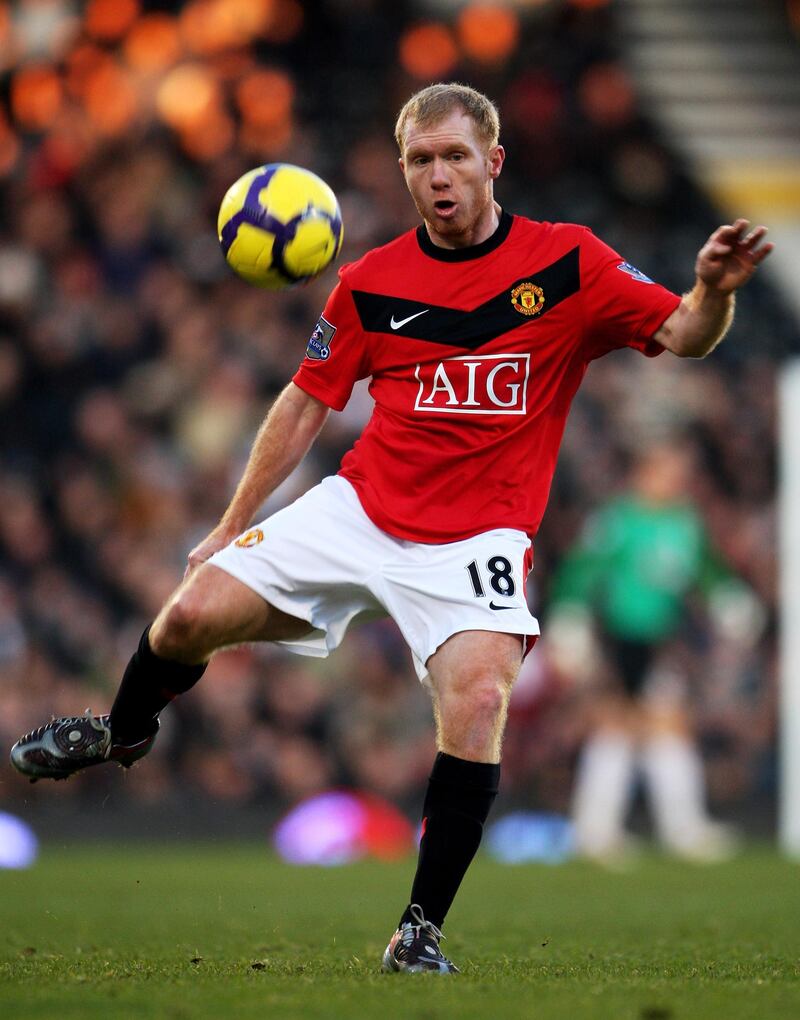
[0,0,798,849]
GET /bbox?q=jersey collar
[416,210,513,262]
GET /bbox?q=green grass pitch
[1,844,799,1019]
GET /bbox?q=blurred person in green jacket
[549,440,762,863]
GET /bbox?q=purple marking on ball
[219,164,279,256]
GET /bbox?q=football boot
[381,904,459,974]
[10,710,158,782]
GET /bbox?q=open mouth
[433,200,457,218]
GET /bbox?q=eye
[413,156,429,167]
[449,152,465,162]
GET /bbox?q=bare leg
[10,555,315,780]
[107,563,313,743]
[396,630,523,932]
[426,630,523,762]
[149,562,313,663]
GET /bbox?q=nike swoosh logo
[489,602,514,611]
[390,309,429,330]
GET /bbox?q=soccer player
[10,84,772,974]
[551,441,760,863]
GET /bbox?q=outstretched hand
[695,219,773,294]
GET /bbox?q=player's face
[399,109,505,249]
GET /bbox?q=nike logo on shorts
[390,309,429,330]
[489,602,514,611]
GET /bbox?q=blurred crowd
[0,0,795,833]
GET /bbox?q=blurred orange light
[156,64,220,130]
[85,0,140,41]
[10,64,63,131]
[124,14,182,73]
[181,0,227,55]
[180,112,236,161]
[235,68,294,129]
[181,0,269,55]
[457,4,519,66]
[83,63,139,136]
[261,0,303,43]
[209,50,256,81]
[399,24,459,80]
[578,62,636,128]
[0,4,13,69]
[66,43,112,98]
[0,111,20,177]
[227,0,275,37]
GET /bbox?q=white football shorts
[209,475,540,685]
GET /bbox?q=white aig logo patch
[414,354,530,415]
[306,316,336,360]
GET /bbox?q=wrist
[691,278,736,303]
[218,511,252,537]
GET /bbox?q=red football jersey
[293,212,681,543]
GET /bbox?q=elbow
[674,342,715,360]
[662,329,726,359]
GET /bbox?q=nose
[430,156,450,190]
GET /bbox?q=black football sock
[108,625,208,743]
[399,752,501,931]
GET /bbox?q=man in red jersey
[11,84,772,974]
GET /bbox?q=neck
[425,200,501,250]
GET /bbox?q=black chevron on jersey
[351,246,580,349]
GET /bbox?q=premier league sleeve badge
[305,316,337,360]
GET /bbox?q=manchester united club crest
[510,282,545,317]
[235,528,264,548]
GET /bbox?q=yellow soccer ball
[218,163,344,289]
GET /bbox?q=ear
[398,156,406,176]
[488,145,505,180]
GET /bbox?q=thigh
[154,562,314,653]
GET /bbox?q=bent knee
[151,591,211,660]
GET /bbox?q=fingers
[184,556,200,580]
[703,221,744,258]
[707,219,773,261]
[184,547,207,578]
[704,240,733,259]
[741,224,773,264]
[712,218,748,240]
[743,224,767,246]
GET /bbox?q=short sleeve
[292,275,370,412]
[579,228,682,360]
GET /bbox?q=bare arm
[653,219,773,358]
[186,382,330,572]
